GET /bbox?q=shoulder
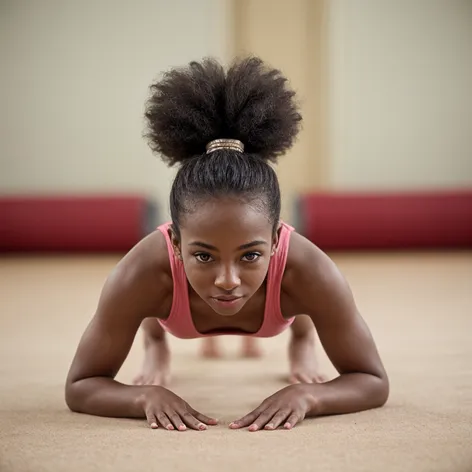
[282,230,353,317]
[283,230,340,287]
[98,229,173,319]
[113,228,172,284]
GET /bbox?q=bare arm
[66,233,217,431]
[65,233,171,418]
[229,233,389,431]
[286,234,389,416]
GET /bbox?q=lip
[211,296,243,306]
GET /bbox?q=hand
[140,386,218,431]
[229,384,316,431]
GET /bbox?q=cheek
[244,261,271,288]
[182,261,209,287]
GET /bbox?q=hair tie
[206,139,244,154]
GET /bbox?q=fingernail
[284,422,292,429]
[198,423,207,430]
[167,425,174,430]
[229,422,237,428]
[265,423,274,430]
[178,425,186,431]
[151,422,158,429]
[249,424,258,432]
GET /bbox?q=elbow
[65,380,84,413]
[373,372,390,408]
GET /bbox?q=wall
[1,0,471,226]
[0,0,233,221]
[234,0,472,198]
[328,0,472,190]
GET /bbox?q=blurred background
[0,4,471,470]
[0,0,471,252]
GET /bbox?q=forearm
[65,377,152,419]
[309,373,389,417]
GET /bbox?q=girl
[65,57,389,432]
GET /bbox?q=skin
[65,197,389,432]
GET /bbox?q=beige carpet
[1,251,471,472]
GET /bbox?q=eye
[241,252,261,262]
[195,253,213,263]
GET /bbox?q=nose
[214,264,241,292]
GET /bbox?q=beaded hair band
[206,139,244,154]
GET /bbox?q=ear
[168,226,182,260]
[271,222,281,256]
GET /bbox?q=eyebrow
[189,240,268,252]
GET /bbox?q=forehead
[180,198,272,244]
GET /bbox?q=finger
[180,411,207,431]
[284,411,304,430]
[229,408,263,429]
[145,411,159,429]
[156,412,174,431]
[229,398,274,429]
[167,411,187,431]
[248,408,279,432]
[264,409,291,430]
[189,408,218,426]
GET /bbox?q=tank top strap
[257,221,295,336]
[156,223,200,339]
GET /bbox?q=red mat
[296,189,472,250]
[0,195,157,252]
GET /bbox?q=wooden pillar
[233,0,329,222]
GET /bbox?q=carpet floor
[1,251,471,472]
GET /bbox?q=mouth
[211,295,243,307]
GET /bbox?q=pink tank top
[156,221,295,339]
